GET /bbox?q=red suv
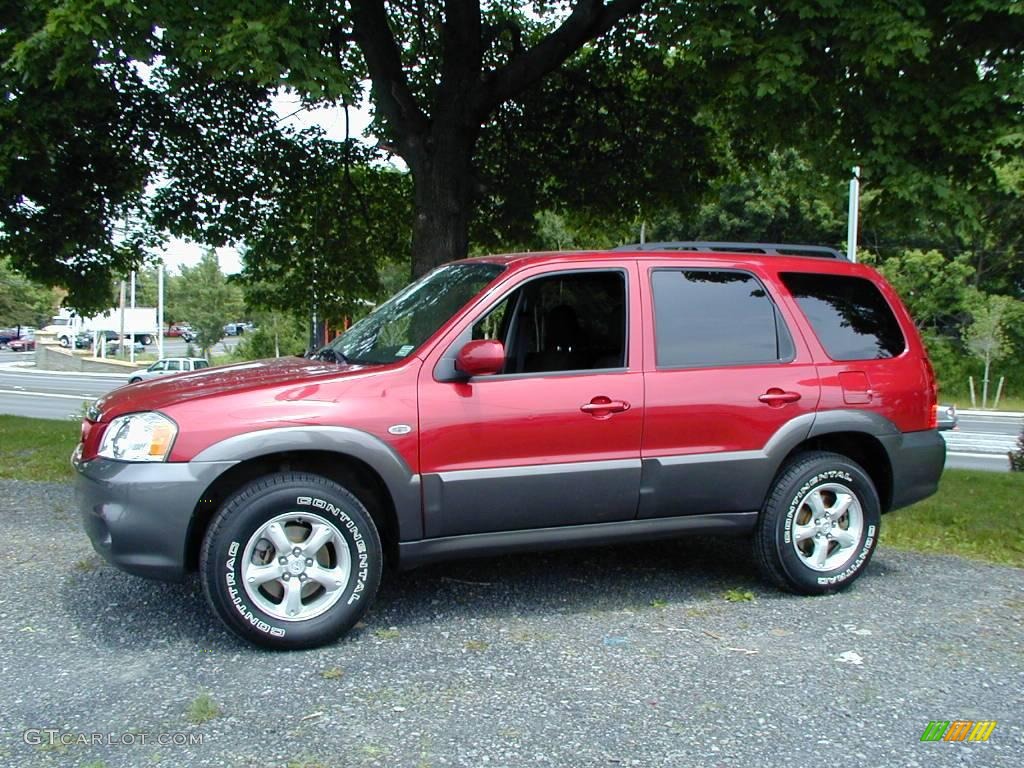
[74,243,945,649]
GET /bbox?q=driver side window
[471,270,626,374]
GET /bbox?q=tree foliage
[1,0,1022,317]
[0,257,57,327]
[174,250,243,357]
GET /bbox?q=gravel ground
[0,479,1021,768]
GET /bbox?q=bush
[1010,426,1024,472]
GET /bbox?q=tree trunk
[408,138,476,279]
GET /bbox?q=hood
[91,356,374,421]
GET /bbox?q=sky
[158,89,377,275]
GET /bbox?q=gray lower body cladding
[881,428,946,511]
[75,456,236,581]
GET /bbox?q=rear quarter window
[781,272,905,361]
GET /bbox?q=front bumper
[74,450,236,581]
[882,428,947,512]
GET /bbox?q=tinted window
[193,360,209,369]
[472,271,626,373]
[652,269,793,367]
[781,273,905,360]
[166,360,181,371]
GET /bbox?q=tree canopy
[0,0,1021,314]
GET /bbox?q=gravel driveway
[1,480,1021,768]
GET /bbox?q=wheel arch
[186,450,402,572]
[779,430,894,512]
[185,427,422,572]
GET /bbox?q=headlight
[98,412,177,462]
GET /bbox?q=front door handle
[758,389,802,406]
[580,396,631,416]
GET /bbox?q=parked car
[129,357,210,384]
[7,333,35,352]
[0,327,27,348]
[74,330,119,349]
[74,242,945,649]
[222,322,246,336]
[936,403,958,431]
[106,338,145,354]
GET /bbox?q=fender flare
[192,426,422,540]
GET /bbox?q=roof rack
[611,241,848,260]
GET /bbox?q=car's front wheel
[128,376,142,384]
[200,472,382,649]
[754,451,880,595]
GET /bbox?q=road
[0,337,242,420]
[943,411,1019,471]
[1,355,1020,470]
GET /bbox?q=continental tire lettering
[817,524,875,586]
[224,540,285,638]
[784,471,854,544]
[293,495,368,607]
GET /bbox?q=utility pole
[847,166,861,262]
[157,262,165,359]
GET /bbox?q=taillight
[923,355,938,429]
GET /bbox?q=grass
[723,588,756,603]
[0,415,79,482]
[185,693,221,725]
[940,391,1024,412]
[882,469,1024,567]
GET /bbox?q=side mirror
[455,339,505,377]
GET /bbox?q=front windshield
[324,262,505,365]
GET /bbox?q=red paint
[455,339,506,377]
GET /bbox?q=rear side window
[781,273,905,360]
[651,269,794,367]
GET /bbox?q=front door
[418,264,645,538]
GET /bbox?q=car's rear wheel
[200,472,382,649]
[754,451,880,595]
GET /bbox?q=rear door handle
[758,389,802,405]
[580,397,631,415]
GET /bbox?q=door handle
[758,389,802,405]
[580,397,631,415]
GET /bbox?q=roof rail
[611,241,848,260]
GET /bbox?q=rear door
[639,261,821,519]
[417,262,644,538]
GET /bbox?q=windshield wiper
[310,347,349,364]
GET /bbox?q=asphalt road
[0,336,242,420]
[0,480,1020,768]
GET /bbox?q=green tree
[0,258,58,327]
[867,250,975,333]
[963,293,1021,408]
[2,0,1022,302]
[175,251,243,357]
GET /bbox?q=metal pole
[157,263,165,359]
[129,271,136,364]
[847,166,860,262]
[118,281,126,360]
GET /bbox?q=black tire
[140,334,153,345]
[754,451,880,595]
[200,472,383,649]
[129,377,142,384]
[59,336,70,348]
